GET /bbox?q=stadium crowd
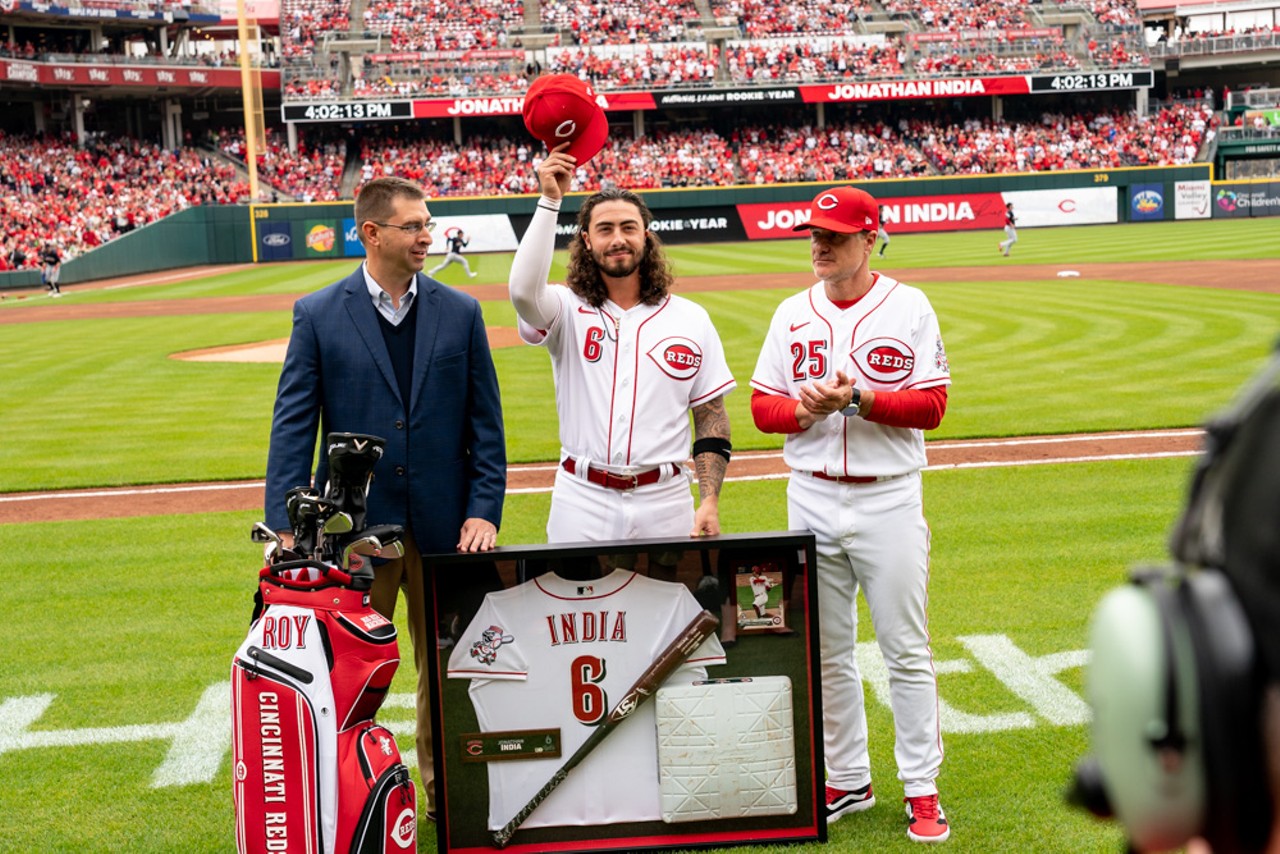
[541,0,699,45]
[327,102,1211,197]
[0,132,247,270]
[215,129,349,201]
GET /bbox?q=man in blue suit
[265,176,506,822]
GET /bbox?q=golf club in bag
[232,433,415,854]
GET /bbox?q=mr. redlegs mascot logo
[648,337,703,381]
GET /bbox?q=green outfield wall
[6,163,1270,290]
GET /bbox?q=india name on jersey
[750,274,951,477]
[447,569,726,831]
[518,286,736,469]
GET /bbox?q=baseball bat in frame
[492,608,720,848]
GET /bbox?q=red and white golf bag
[231,560,417,854]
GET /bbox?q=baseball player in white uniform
[509,144,735,544]
[999,202,1017,257]
[750,186,952,843]
[749,566,775,617]
[446,569,726,830]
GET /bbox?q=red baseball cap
[793,186,880,234]
[522,73,609,164]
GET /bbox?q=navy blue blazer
[265,266,506,553]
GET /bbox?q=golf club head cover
[325,433,386,532]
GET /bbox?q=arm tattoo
[691,397,730,500]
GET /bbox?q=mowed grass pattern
[0,217,1277,851]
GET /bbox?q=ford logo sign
[263,233,291,247]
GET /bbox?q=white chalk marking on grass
[103,267,251,290]
[151,683,231,788]
[0,694,56,752]
[959,635,1092,727]
[2,432,1201,504]
[0,633,1099,783]
[857,642,1036,733]
[926,450,1201,471]
[0,482,266,503]
[927,429,1202,451]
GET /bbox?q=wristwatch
[841,387,862,418]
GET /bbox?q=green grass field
[1,218,1279,852]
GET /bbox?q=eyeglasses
[372,220,436,235]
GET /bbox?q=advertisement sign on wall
[426,215,521,254]
[301,220,340,258]
[1174,181,1211,220]
[511,207,746,248]
[1128,183,1165,222]
[1001,186,1118,227]
[257,222,293,261]
[1212,183,1280,219]
[343,218,365,257]
[737,193,1009,239]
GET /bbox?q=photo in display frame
[423,531,824,854]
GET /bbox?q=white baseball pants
[547,466,694,543]
[787,471,943,797]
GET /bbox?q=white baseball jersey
[518,287,736,469]
[446,569,726,831]
[750,574,773,608]
[750,274,950,476]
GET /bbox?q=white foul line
[0,481,266,503]
[2,432,1203,503]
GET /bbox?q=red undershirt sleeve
[867,386,948,430]
[751,386,949,433]
[751,389,805,434]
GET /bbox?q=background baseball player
[40,241,61,296]
[999,202,1018,256]
[750,185,952,843]
[876,204,890,258]
[429,227,479,278]
[446,569,726,831]
[508,143,735,546]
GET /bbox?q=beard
[593,245,643,278]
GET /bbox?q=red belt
[562,458,677,491]
[809,471,885,484]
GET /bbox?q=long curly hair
[565,188,674,307]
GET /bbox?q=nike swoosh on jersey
[577,306,595,315]
[789,321,810,332]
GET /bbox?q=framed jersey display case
[425,531,823,854]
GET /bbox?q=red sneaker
[905,793,950,843]
[825,783,875,823]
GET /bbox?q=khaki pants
[368,535,435,814]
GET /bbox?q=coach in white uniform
[750,186,953,843]
[509,144,735,543]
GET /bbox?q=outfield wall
[6,165,1279,290]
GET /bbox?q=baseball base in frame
[424,531,823,854]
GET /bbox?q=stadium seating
[0,132,248,268]
[216,129,348,201]
[541,0,700,45]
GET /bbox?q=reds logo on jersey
[647,337,703,381]
[852,337,916,383]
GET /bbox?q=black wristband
[692,437,732,462]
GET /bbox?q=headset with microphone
[1071,345,1280,853]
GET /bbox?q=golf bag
[233,433,416,854]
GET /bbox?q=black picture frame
[424,531,824,854]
